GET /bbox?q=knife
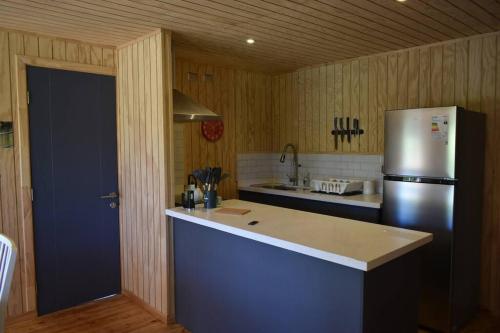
[347,117,351,143]
[213,167,222,190]
[205,167,212,191]
[333,117,338,150]
[339,118,345,143]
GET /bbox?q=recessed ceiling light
[396,0,406,2]
[246,38,255,44]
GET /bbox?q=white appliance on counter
[311,178,363,195]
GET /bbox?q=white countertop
[165,200,432,271]
[238,184,383,209]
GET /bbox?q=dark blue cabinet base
[239,190,380,223]
[174,218,421,333]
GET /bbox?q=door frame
[13,54,117,313]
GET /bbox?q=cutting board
[216,208,251,215]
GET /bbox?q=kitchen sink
[262,185,297,191]
[252,183,298,191]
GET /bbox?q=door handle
[100,192,118,199]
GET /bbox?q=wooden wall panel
[8,31,28,318]
[117,30,173,318]
[419,47,431,108]
[408,48,420,108]
[269,31,500,314]
[358,59,369,153]
[305,69,313,152]
[279,74,286,150]
[312,67,320,152]
[455,40,469,108]
[442,43,455,106]
[397,51,408,109]
[0,27,116,318]
[480,35,496,312]
[387,54,398,111]
[326,65,335,152]
[376,56,387,153]
[175,58,273,199]
[368,57,378,152]
[430,46,443,106]
[494,36,500,315]
[0,30,18,317]
[334,64,343,152]
[319,66,327,152]
[342,63,351,152]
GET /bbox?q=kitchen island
[166,200,432,333]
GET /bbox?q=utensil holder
[204,190,217,209]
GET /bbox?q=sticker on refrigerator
[431,115,448,143]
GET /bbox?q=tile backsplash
[237,153,384,193]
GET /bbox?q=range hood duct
[173,89,222,122]
[171,44,221,122]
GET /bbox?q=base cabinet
[174,219,420,333]
[239,190,380,223]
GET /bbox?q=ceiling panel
[0,0,498,72]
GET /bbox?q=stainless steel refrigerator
[382,106,485,333]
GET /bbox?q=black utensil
[213,167,222,189]
[333,117,338,150]
[205,167,212,191]
[339,118,345,142]
[354,119,359,136]
[347,117,351,143]
[193,169,206,186]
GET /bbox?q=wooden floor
[5,295,186,333]
[461,313,500,333]
[418,311,500,333]
[5,293,499,333]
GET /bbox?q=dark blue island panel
[174,218,421,333]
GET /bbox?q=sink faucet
[280,143,299,186]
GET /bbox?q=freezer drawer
[382,179,454,332]
[384,106,457,179]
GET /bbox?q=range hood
[173,89,223,122]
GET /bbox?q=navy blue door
[27,66,121,315]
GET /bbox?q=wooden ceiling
[0,0,499,72]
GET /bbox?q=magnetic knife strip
[330,117,365,149]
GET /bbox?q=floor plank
[418,310,500,333]
[5,293,499,332]
[5,295,187,333]
[459,311,500,333]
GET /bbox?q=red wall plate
[201,120,224,142]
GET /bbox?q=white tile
[238,153,384,186]
[359,163,374,171]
